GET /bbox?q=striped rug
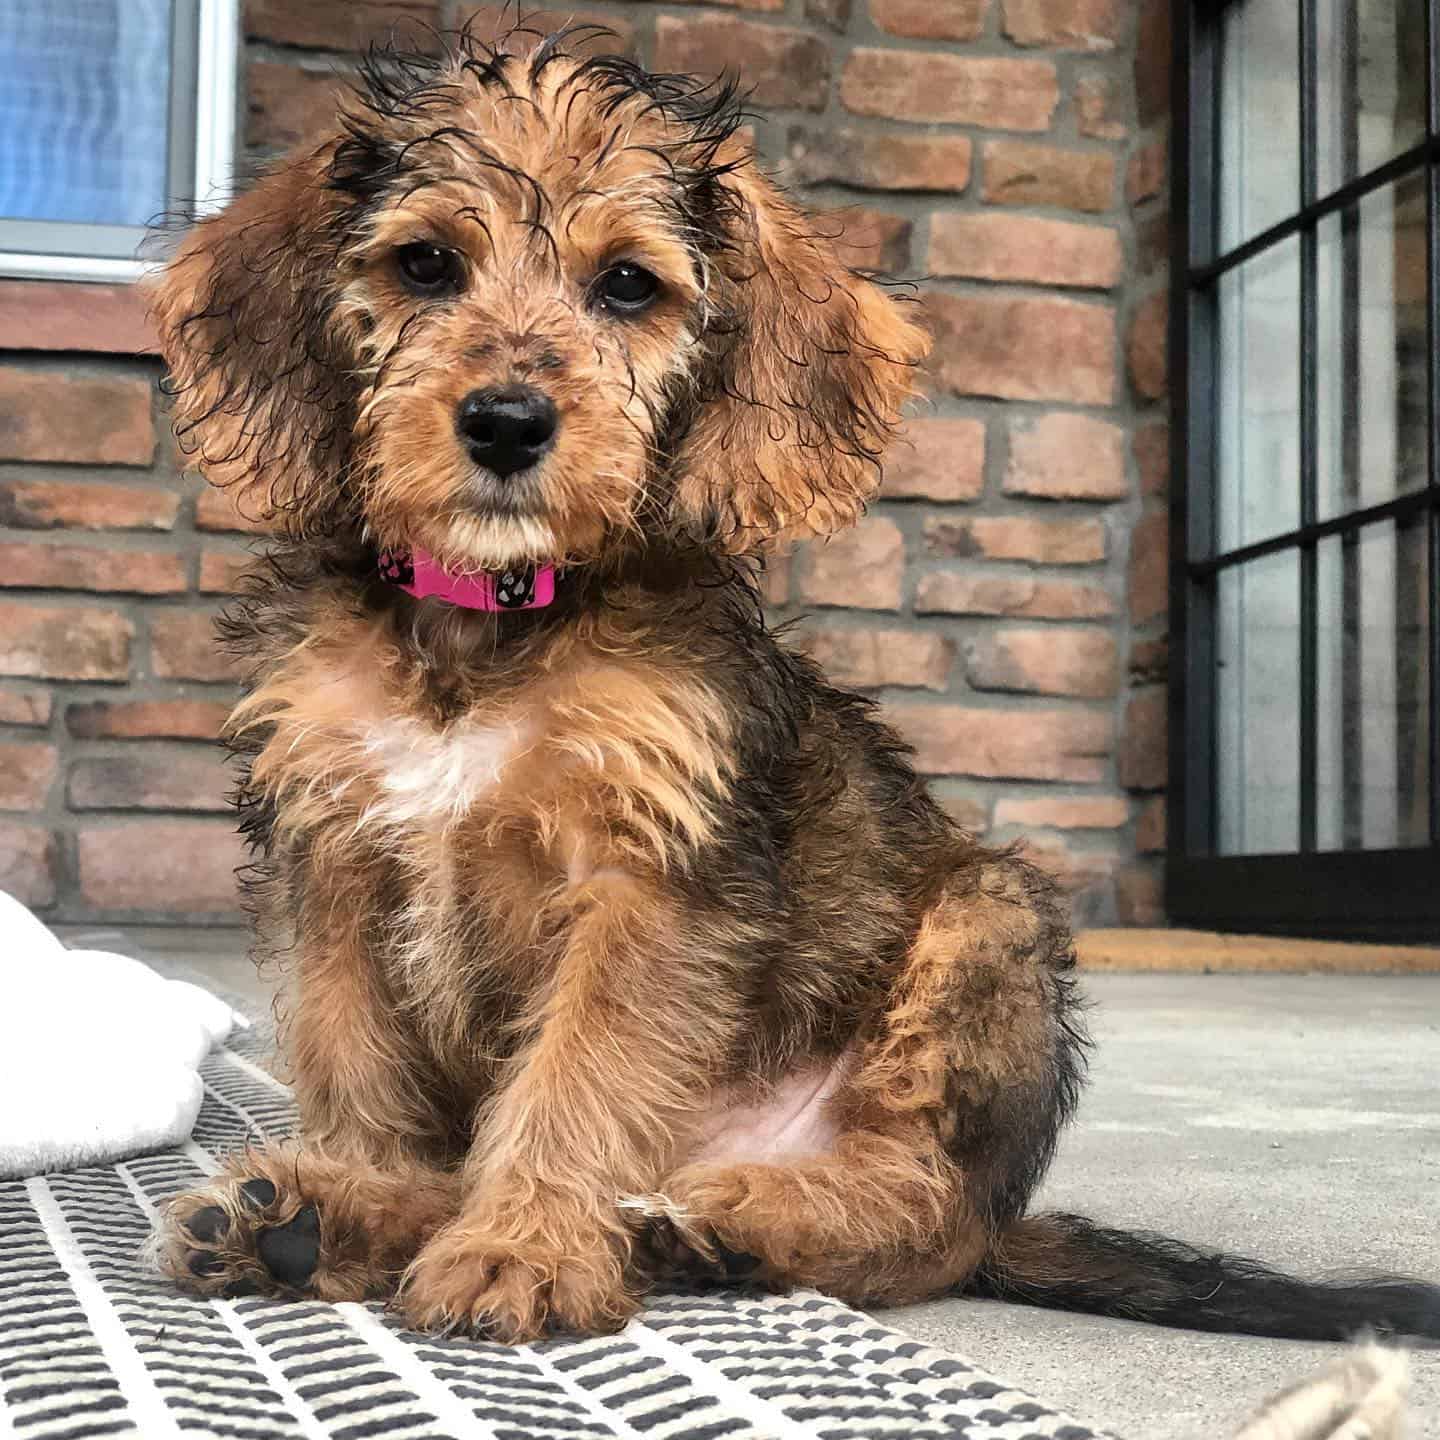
[0,1024,1113,1440]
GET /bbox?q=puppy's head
[150,27,928,572]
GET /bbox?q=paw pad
[255,1205,321,1288]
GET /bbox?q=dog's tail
[970,1212,1440,1342]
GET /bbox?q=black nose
[456,387,558,478]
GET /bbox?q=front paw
[399,1219,637,1342]
[152,1176,328,1299]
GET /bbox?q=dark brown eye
[594,263,659,316]
[396,242,460,295]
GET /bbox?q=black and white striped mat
[0,1025,1112,1440]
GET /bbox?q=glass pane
[1317,0,1428,196]
[1217,238,1301,553]
[1216,551,1302,855]
[1218,0,1300,251]
[0,0,174,228]
[1316,174,1429,521]
[1317,519,1431,850]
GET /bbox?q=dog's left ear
[146,144,358,529]
[672,154,929,553]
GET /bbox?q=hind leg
[663,853,1085,1305]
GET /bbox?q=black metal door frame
[1168,0,1440,938]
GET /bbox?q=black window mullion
[1428,0,1440,845]
[1298,0,1320,854]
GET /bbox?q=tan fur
[148,30,1090,1345]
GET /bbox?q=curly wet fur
[145,23,1440,1346]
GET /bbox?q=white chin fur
[428,514,562,573]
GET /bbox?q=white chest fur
[355,711,533,831]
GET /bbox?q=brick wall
[0,0,1171,925]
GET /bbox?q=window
[0,0,237,282]
[1172,0,1439,937]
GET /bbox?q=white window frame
[0,0,238,284]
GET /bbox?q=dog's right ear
[146,145,358,529]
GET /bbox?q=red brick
[77,821,244,913]
[1018,834,1120,900]
[0,603,133,681]
[0,542,186,595]
[1133,421,1169,498]
[806,0,852,28]
[928,214,1122,289]
[870,0,989,40]
[923,515,1105,565]
[884,419,986,502]
[885,703,1112,782]
[655,17,830,111]
[247,61,348,150]
[1003,0,1119,49]
[0,368,154,466]
[760,554,790,607]
[1137,208,1170,276]
[66,699,231,741]
[983,141,1116,212]
[1120,687,1166,790]
[1075,74,1128,140]
[246,0,442,49]
[799,517,904,610]
[1115,859,1163,924]
[200,550,254,594]
[0,688,52,727]
[1128,288,1168,400]
[1129,634,1167,684]
[635,0,783,9]
[452,6,638,51]
[0,479,179,531]
[822,207,912,273]
[1135,0,1171,126]
[194,485,276,534]
[1128,508,1168,624]
[1005,413,1126,500]
[964,626,1118,698]
[0,742,57,810]
[915,572,1115,619]
[786,128,971,193]
[842,51,1057,130]
[68,750,229,812]
[149,612,238,684]
[1127,138,1167,205]
[0,280,156,356]
[0,822,56,907]
[800,625,954,691]
[994,794,1129,829]
[1135,794,1166,853]
[933,785,990,832]
[928,292,1115,406]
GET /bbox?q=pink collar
[378,547,555,611]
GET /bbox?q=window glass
[1316,0,1428,196]
[1218,0,1300,252]
[0,0,174,229]
[1316,174,1429,521]
[1317,520,1431,850]
[1216,550,1302,855]
[1216,237,1302,553]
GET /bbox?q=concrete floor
[78,926,1440,1440]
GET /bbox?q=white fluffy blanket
[0,890,241,1178]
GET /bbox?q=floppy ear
[146,145,359,530]
[673,155,929,553]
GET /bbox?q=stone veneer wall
[0,0,1170,925]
